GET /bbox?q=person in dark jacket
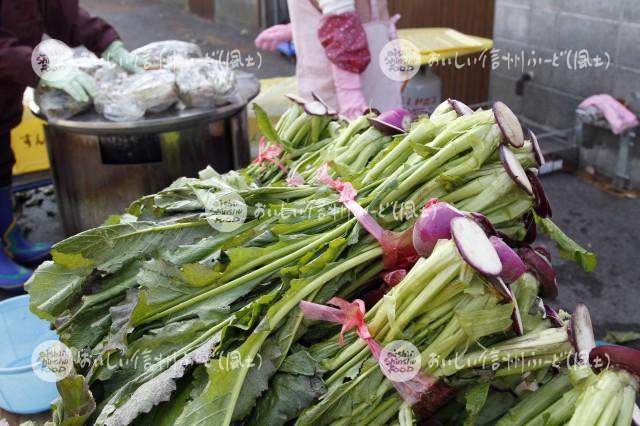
[0,0,139,290]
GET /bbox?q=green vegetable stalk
[25,99,598,426]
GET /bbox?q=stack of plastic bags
[36,41,239,122]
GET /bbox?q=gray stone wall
[490,0,640,130]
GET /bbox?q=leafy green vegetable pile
[28,98,637,426]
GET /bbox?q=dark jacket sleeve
[44,1,120,56]
[0,27,39,87]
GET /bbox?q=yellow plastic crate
[397,27,494,64]
[10,89,50,175]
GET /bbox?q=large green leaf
[174,332,263,425]
[175,248,379,426]
[174,295,297,426]
[95,318,213,390]
[28,220,214,330]
[95,338,217,426]
[456,302,515,340]
[86,290,139,380]
[247,371,326,426]
[54,262,141,346]
[253,103,282,146]
[52,373,96,426]
[131,267,266,327]
[534,214,597,272]
[26,261,86,322]
[52,220,211,274]
[60,298,119,349]
[93,282,284,425]
[463,381,491,426]
[136,259,220,305]
[134,376,196,426]
[247,350,326,426]
[73,261,141,312]
[296,359,384,426]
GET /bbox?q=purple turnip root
[589,345,640,378]
[490,236,527,283]
[368,108,412,135]
[451,217,503,277]
[528,129,546,166]
[569,304,596,364]
[412,200,465,257]
[526,169,552,218]
[500,145,534,196]
[494,101,525,148]
[285,93,309,106]
[518,247,558,299]
[304,101,328,116]
[448,98,474,116]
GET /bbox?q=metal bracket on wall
[613,128,636,190]
[575,107,638,190]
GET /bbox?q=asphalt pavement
[80,0,295,79]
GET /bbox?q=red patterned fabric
[317,11,371,74]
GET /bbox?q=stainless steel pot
[34,72,260,235]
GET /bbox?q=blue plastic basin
[0,295,60,414]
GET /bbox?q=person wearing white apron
[256,0,402,119]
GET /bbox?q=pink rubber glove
[388,14,401,40]
[333,65,368,120]
[255,24,293,51]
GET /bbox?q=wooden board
[187,0,214,20]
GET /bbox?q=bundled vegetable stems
[493,307,640,426]
[270,212,573,426]
[493,364,638,426]
[247,101,341,185]
[25,97,610,426]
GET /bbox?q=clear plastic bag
[94,69,179,122]
[37,41,241,121]
[35,52,122,120]
[35,88,92,120]
[94,63,127,85]
[94,91,145,122]
[172,58,239,108]
[131,40,202,70]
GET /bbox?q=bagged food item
[94,63,127,85]
[94,91,145,122]
[35,52,125,120]
[172,58,239,108]
[35,88,91,120]
[132,40,202,70]
[95,69,179,122]
[70,49,128,84]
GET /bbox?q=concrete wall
[490,0,640,130]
